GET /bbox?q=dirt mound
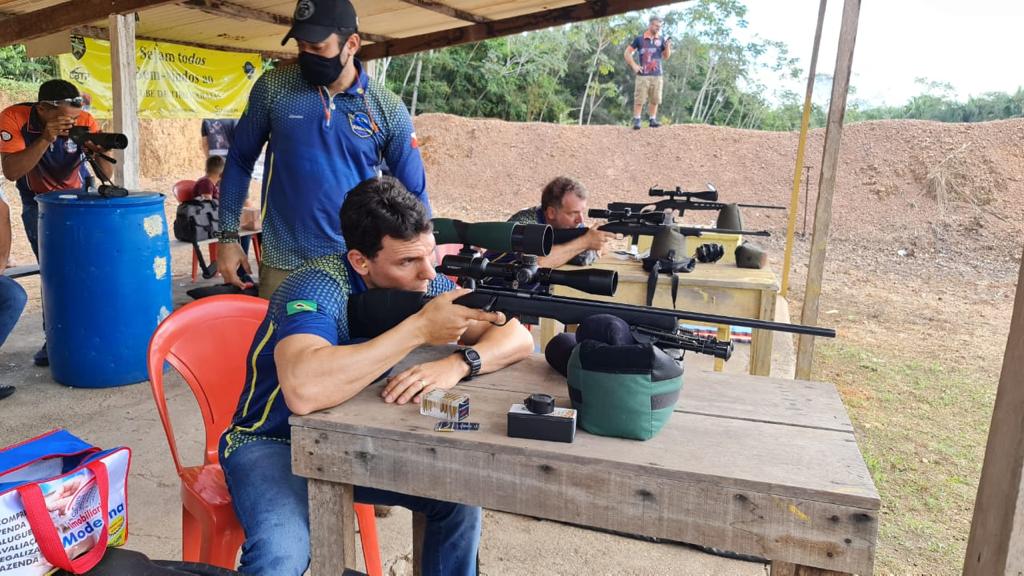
[414,114,1024,278]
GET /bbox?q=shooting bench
[540,255,780,376]
[291,346,879,575]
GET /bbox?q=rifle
[553,207,770,247]
[608,184,787,216]
[348,251,836,362]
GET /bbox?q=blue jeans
[20,194,39,259]
[221,439,481,576]
[0,277,27,348]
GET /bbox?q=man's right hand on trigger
[43,116,74,143]
[584,228,614,252]
[217,241,252,289]
[415,288,506,346]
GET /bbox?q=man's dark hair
[340,176,431,259]
[540,176,588,211]
[206,155,225,173]
[37,79,80,102]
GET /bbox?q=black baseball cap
[38,79,80,102]
[281,0,358,46]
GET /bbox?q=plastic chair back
[173,180,197,203]
[147,295,268,472]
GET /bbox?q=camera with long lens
[437,253,617,297]
[68,126,129,150]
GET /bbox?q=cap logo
[294,0,315,21]
[0,131,11,142]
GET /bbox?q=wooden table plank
[292,347,878,574]
[293,401,878,574]
[291,376,876,509]
[392,347,854,433]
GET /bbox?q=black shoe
[0,385,14,400]
[34,343,48,367]
[648,118,662,128]
[631,117,642,130]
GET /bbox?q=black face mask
[299,51,347,86]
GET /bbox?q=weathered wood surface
[545,255,780,375]
[307,479,357,574]
[796,0,862,379]
[964,255,1024,574]
[291,348,878,573]
[394,347,853,433]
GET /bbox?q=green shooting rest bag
[566,340,683,441]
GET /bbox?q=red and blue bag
[0,429,131,575]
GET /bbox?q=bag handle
[18,460,111,574]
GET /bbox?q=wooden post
[780,0,827,298]
[963,253,1024,575]
[794,0,860,380]
[109,13,139,190]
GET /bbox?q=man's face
[544,193,587,229]
[351,232,437,292]
[37,101,82,123]
[648,19,662,35]
[297,33,357,64]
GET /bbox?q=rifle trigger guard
[482,295,511,326]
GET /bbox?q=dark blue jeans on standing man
[221,439,482,576]
[0,276,27,347]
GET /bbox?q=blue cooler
[37,192,172,388]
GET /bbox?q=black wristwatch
[455,347,481,380]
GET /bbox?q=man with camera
[0,79,110,366]
[508,176,613,268]
[624,16,672,130]
[217,0,430,299]
[219,176,533,575]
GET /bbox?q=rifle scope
[438,254,618,297]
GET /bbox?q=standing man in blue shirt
[625,16,672,129]
[220,177,534,575]
[217,0,428,298]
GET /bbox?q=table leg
[714,325,729,372]
[770,561,851,576]
[308,479,357,575]
[539,319,557,351]
[412,511,426,576]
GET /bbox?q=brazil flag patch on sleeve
[286,300,318,316]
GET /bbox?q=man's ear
[346,33,362,56]
[347,249,370,277]
[544,205,557,223]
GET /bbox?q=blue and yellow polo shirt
[219,59,430,271]
[221,253,455,457]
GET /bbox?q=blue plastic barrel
[37,192,172,388]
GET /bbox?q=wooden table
[291,346,879,576]
[539,255,780,376]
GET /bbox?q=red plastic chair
[172,179,197,203]
[147,295,382,573]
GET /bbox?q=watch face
[465,349,481,362]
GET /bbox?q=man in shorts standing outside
[625,16,672,130]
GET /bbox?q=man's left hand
[381,355,470,405]
[82,142,108,155]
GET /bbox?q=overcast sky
[670,0,1023,106]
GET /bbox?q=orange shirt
[0,103,100,197]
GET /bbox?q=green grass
[814,341,998,575]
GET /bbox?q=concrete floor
[0,272,777,575]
